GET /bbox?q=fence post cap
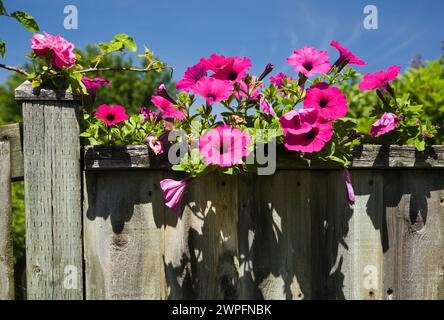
[15,80,81,102]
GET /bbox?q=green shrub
[342,54,444,144]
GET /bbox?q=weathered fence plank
[82,146,444,300]
[0,123,23,180]
[0,140,14,300]
[83,171,166,299]
[16,81,83,300]
[327,171,384,300]
[383,171,444,299]
[167,173,239,299]
[238,172,313,300]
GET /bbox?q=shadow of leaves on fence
[84,168,444,300]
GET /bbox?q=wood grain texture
[238,172,313,300]
[383,171,444,300]
[327,171,384,300]
[84,145,444,171]
[167,173,239,299]
[83,171,166,300]
[21,96,83,299]
[0,123,23,180]
[0,140,14,300]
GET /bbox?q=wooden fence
[0,81,443,300]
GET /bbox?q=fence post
[15,81,84,300]
[0,139,14,300]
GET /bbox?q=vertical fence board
[382,171,403,300]
[83,171,165,299]
[0,123,23,180]
[17,82,83,300]
[309,171,329,299]
[327,171,384,300]
[401,171,444,299]
[238,174,260,299]
[164,173,239,299]
[22,100,53,299]
[395,171,444,299]
[0,140,14,300]
[238,171,313,300]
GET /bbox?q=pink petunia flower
[95,104,129,126]
[370,112,401,137]
[151,96,186,120]
[270,72,293,89]
[200,54,233,73]
[358,66,401,91]
[304,82,348,120]
[81,77,112,98]
[213,56,252,83]
[160,178,188,212]
[258,94,275,115]
[286,47,331,77]
[236,76,264,100]
[343,169,355,205]
[176,62,208,92]
[280,108,319,135]
[139,107,158,122]
[193,77,234,105]
[330,40,367,68]
[198,125,251,167]
[280,108,333,153]
[31,32,76,69]
[144,134,164,155]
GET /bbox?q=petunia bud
[343,169,355,205]
[386,84,397,99]
[258,63,274,81]
[341,130,361,145]
[333,57,351,73]
[160,178,188,213]
[376,88,390,108]
[298,72,308,89]
[156,84,177,104]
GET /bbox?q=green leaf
[172,164,185,172]
[123,37,137,52]
[31,78,42,87]
[11,11,40,32]
[414,138,426,151]
[113,34,137,52]
[253,117,261,130]
[0,40,5,59]
[327,155,346,166]
[141,46,154,62]
[151,60,165,72]
[97,41,123,54]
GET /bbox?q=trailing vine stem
[74,65,174,76]
[0,63,174,78]
[0,63,29,76]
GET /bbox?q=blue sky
[0,0,443,84]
